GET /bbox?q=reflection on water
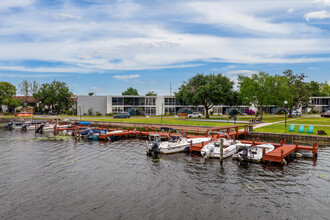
[0,130,329,219]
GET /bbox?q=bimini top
[75,121,91,125]
[160,127,177,131]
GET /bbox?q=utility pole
[161,103,164,124]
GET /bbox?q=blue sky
[0,0,330,96]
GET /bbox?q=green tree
[319,81,330,96]
[0,81,21,109]
[282,70,311,117]
[18,80,31,103]
[238,72,281,119]
[35,80,73,113]
[306,81,321,96]
[145,91,157,96]
[88,92,94,96]
[30,81,39,97]
[176,73,234,118]
[122,87,139,96]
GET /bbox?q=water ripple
[0,130,329,219]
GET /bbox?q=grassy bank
[87,117,244,127]
[254,117,330,136]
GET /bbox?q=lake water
[0,129,329,220]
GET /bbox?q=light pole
[284,101,288,133]
[161,103,164,124]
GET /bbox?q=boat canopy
[75,121,91,125]
[160,127,177,131]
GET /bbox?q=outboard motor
[21,124,28,131]
[5,122,13,129]
[36,123,45,134]
[147,137,160,156]
[240,146,249,162]
[84,129,94,139]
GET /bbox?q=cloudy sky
[0,0,330,95]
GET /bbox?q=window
[146,98,156,105]
[165,98,175,105]
[165,107,175,114]
[112,97,123,105]
[145,107,156,115]
[112,107,124,113]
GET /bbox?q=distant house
[10,96,38,113]
[14,96,37,106]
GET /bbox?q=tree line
[0,80,73,114]
[176,70,329,118]
[0,70,329,116]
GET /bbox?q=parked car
[291,111,302,116]
[188,112,202,118]
[113,112,131,118]
[321,111,330,117]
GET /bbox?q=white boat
[200,138,251,159]
[158,137,211,154]
[232,144,275,163]
[146,127,211,155]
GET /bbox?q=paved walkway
[188,119,249,124]
[252,118,299,129]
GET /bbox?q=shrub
[210,111,214,115]
[246,109,255,115]
[96,111,102,116]
[106,113,115,116]
[88,108,93,116]
[308,110,319,114]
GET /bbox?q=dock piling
[220,139,224,164]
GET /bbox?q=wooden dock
[239,138,318,164]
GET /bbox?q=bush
[88,108,93,116]
[246,109,255,115]
[210,111,214,115]
[96,111,102,116]
[308,110,319,114]
[106,113,115,116]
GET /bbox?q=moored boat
[232,144,275,163]
[146,127,211,155]
[201,138,251,159]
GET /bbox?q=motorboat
[77,128,108,140]
[146,127,211,155]
[4,121,23,130]
[232,144,275,163]
[200,138,252,159]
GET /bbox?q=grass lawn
[288,116,330,126]
[205,115,290,123]
[90,117,244,127]
[254,123,330,136]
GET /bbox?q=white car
[292,111,302,116]
[188,112,202,117]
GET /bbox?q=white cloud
[226,70,259,76]
[304,10,330,21]
[133,80,144,84]
[0,73,66,78]
[54,13,82,20]
[287,8,295,13]
[0,0,34,10]
[185,1,318,36]
[0,0,329,75]
[313,0,330,6]
[113,74,140,80]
